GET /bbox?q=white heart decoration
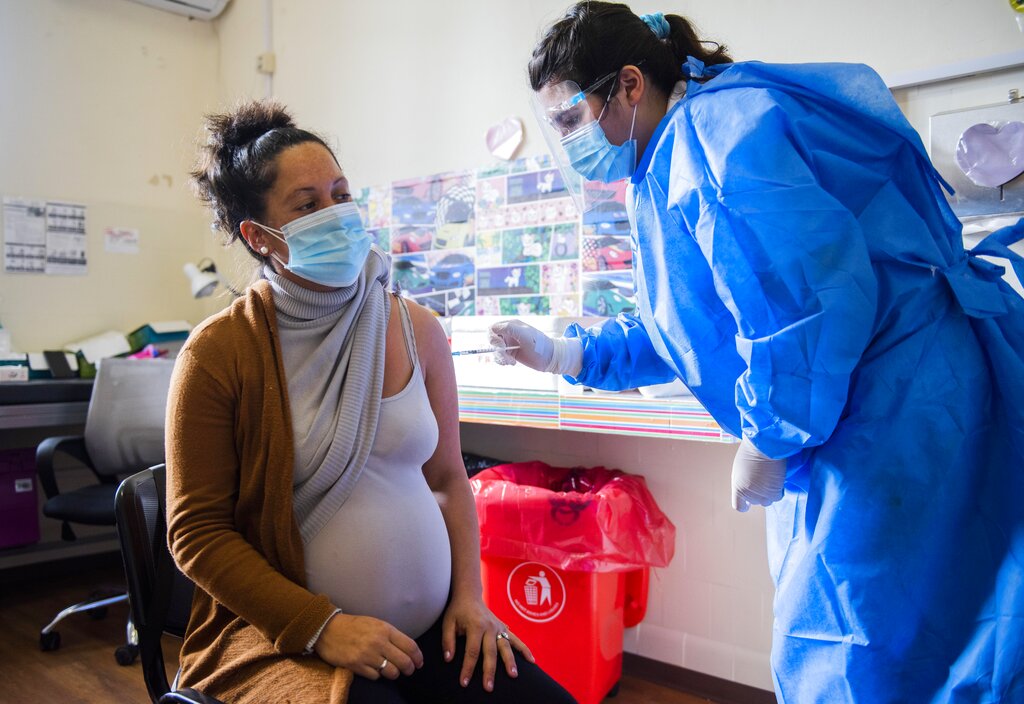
[485,117,524,161]
[955,121,1024,188]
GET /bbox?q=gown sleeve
[564,313,680,391]
[674,89,878,458]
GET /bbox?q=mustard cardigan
[166,280,355,703]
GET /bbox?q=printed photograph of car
[417,288,475,316]
[391,256,431,294]
[435,189,474,225]
[582,276,636,317]
[592,235,632,271]
[434,222,474,250]
[392,226,433,253]
[428,252,475,290]
[392,195,437,225]
[583,200,630,236]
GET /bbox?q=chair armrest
[159,689,227,704]
[35,435,91,501]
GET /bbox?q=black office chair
[36,357,175,664]
[115,464,224,704]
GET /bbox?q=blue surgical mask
[560,102,638,183]
[255,202,371,288]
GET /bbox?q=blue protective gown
[566,58,1024,703]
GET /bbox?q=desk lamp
[183,258,221,298]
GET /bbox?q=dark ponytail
[190,100,336,260]
[528,1,731,97]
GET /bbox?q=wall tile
[734,645,775,692]
[623,625,640,655]
[683,634,735,681]
[660,575,711,638]
[636,623,685,667]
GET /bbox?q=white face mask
[254,202,372,287]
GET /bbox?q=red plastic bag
[470,461,676,572]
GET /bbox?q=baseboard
[622,653,777,704]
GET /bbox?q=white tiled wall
[461,423,776,692]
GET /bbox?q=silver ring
[377,656,389,672]
[496,631,510,642]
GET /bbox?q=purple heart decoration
[485,117,523,161]
[955,121,1024,188]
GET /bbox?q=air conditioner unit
[125,0,231,21]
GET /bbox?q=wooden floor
[0,564,717,703]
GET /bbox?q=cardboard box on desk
[450,315,602,391]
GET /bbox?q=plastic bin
[0,448,40,549]
[471,461,675,704]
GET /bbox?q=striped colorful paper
[458,387,734,442]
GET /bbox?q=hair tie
[640,12,670,40]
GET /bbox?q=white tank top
[303,299,451,638]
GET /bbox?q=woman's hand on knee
[442,596,535,692]
[313,613,424,680]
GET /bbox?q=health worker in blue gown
[489,2,1024,702]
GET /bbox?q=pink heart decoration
[955,121,1024,188]
[485,117,524,161]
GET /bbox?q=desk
[0,380,92,429]
[0,379,114,571]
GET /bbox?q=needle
[451,345,520,357]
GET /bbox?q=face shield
[532,71,621,215]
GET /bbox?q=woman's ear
[239,220,267,254]
[620,65,646,107]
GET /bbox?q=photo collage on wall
[580,181,634,317]
[354,154,636,318]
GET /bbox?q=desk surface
[0,380,92,429]
[0,379,93,406]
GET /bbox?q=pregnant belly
[303,470,453,639]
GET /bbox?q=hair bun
[204,100,295,154]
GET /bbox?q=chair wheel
[87,606,109,620]
[115,643,139,666]
[40,631,61,651]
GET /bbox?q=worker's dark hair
[528,1,732,97]
[190,99,336,261]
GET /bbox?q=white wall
[0,1,1013,350]
[671,0,1022,84]
[215,0,1023,190]
[0,0,222,352]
